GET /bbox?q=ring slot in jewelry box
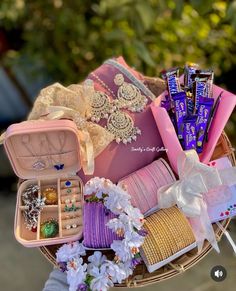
[3,119,84,247]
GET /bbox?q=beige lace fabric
[28,82,89,120]
[28,82,114,174]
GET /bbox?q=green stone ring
[40,219,59,239]
[64,204,80,212]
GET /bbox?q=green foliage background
[0,0,236,142]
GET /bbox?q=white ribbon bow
[157,150,236,253]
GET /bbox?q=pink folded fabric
[151,85,236,174]
[78,56,164,183]
[118,158,176,214]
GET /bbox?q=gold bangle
[141,207,196,266]
[142,221,165,264]
[150,215,172,259]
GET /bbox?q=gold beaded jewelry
[163,207,195,245]
[148,214,173,259]
[152,214,177,257]
[42,187,58,205]
[155,210,182,254]
[144,215,170,263]
[140,207,196,266]
[141,222,164,264]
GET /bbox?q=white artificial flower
[110,240,133,262]
[88,262,113,291]
[87,265,101,278]
[118,261,133,278]
[104,190,131,215]
[87,252,108,278]
[125,205,144,230]
[84,177,110,198]
[84,177,98,194]
[106,213,133,234]
[124,231,145,249]
[118,213,135,232]
[106,217,122,232]
[56,242,86,263]
[90,275,113,291]
[85,178,132,214]
[66,258,87,291]
[88,251,107,267]
[103,260,127,284]
[111,231,144,262]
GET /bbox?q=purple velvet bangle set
[83,202,121,248]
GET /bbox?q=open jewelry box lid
[3,119,82,180]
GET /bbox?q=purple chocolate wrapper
[193,77,209,112]
[187,97,195,115]
[183,115,197,150]
[196,96,214,152]
[184,62,199,89]
[172,92,187,139]
[164,68,182,98]
[161,99,171,111]
[196,70,214,98]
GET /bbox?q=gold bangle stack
[141,206,196,266]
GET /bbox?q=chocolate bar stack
[161,63,220,153]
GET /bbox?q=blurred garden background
[0,1,236,290]
[0,0,236,137]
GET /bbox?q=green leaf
[133,40,155,67]
[98,0,134,13]
[173,0,184,18]
[135,2,156,31]
[104,29,126,41]
[85,274,94,288]
[226,0,236,28]
[226,1,236,18]
[190,0,215,15]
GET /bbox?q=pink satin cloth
[78,57,163,183]
[151,85,236,174]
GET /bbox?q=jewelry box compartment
[15,176,83,247]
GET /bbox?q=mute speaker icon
[211,265,227,282]
[214,270,223,278]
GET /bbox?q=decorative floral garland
[56,177,147,291]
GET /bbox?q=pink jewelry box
[2,119,84,247]
[151,84,236,173]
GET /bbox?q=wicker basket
[39,77,235,288]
